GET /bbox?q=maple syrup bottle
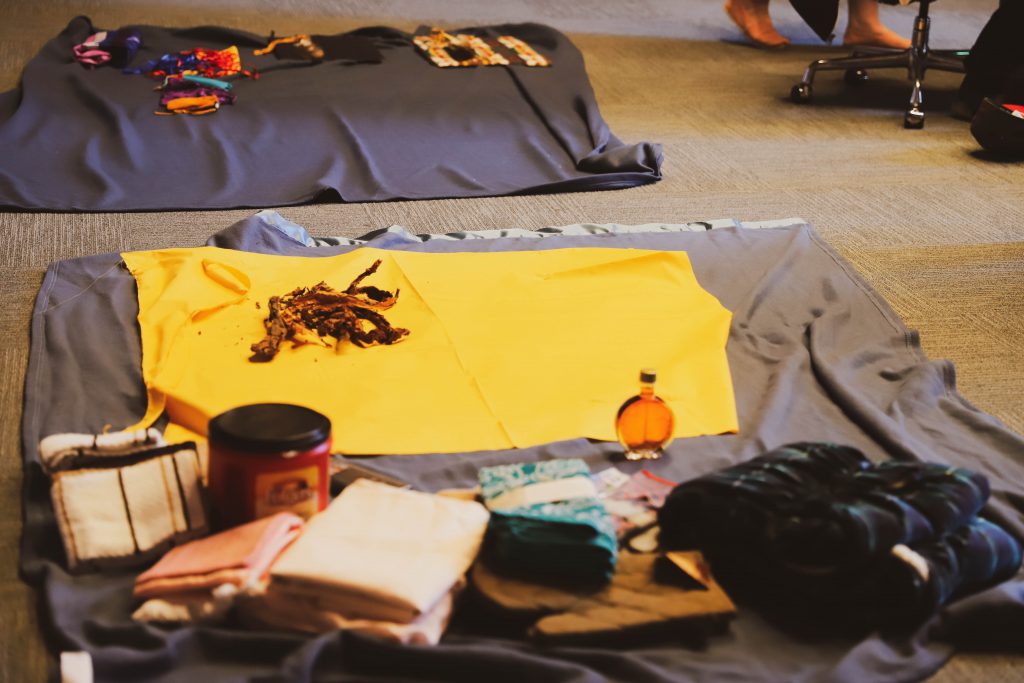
[615,368,675,461]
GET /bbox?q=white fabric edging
[486,475,598,511]
[61,651,93,683]
[252,210,808,247]
[39,428,165,472]
[891,543,931,583]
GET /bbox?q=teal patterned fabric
[479,459,618,583]
[479,458,592,499]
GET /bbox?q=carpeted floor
[1,0,1022,681]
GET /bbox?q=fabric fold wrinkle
[806,313,945,465]
[384,254,514,449]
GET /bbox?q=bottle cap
[639,368,657,383]
[209,403,331,453]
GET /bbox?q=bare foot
[843,24,911,49]
[724,0,790,48]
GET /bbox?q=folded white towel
[50,441,207,571]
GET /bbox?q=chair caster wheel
[904,107,925,129]
[844,69,869,85]
[790,83,812,104]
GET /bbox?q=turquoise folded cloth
[479,459,618,583]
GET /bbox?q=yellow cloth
[122,246,737,455]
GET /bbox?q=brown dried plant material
[249,260,410,362]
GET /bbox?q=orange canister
[207,403,331,530]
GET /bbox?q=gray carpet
[1,0,1022,680]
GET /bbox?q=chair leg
[802,52,913,84]
[924,54,966,73]
[905,79,925,128]
[904,0,931,128]
[791,53,912,103]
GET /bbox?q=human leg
[724,0,790,48]
[844,0,911,49]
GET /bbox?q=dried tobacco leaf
[249,260,410,362]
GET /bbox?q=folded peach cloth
[134,512,304,600]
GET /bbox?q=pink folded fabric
[134,512,303,599]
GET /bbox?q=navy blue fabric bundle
[658,442,1022,625]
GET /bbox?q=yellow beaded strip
[496,35,551,67]
[414,28,518,68]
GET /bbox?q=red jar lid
[209,403,331,453]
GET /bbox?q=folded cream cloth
[39,428,165,471]
[132,513,303,623]
[239,582,462,645]
[267,479,490,624]
[49,440,207,571]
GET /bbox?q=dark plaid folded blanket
[658,442,1022,625]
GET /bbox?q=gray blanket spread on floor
[21,212,1024,682]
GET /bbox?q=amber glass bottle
[615,369,675,460]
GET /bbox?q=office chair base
[790,49,965,127]
[789,0,966,128]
